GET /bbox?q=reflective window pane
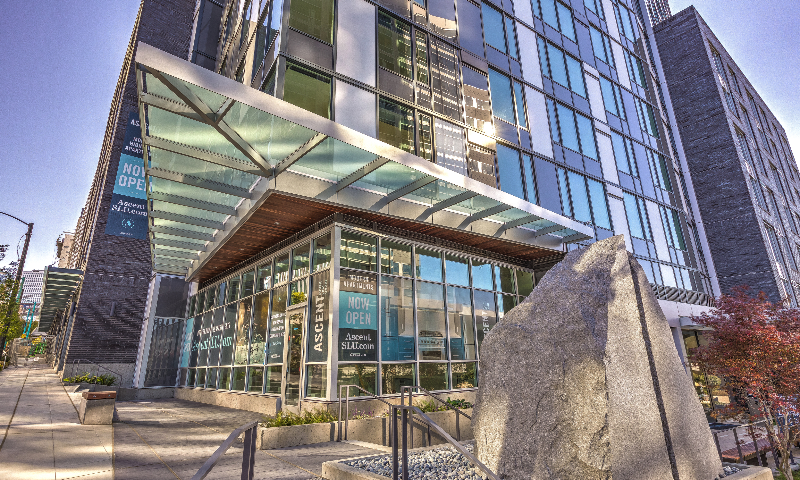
[415,247,442,282]
[381,240,413,277]
[448,286,476,360]
[306,365,327,398]
[256,262,272,292]
[242,270,255,298]
[489,69,515,125]
[283,63,331,119]
[416,281,446,360]
[482,3,505,53]
[516,270,534,297]
[232,367,247,391]
[419,362,448,391]
[268,289,287,364]
[382,363,415,395]
[250,292,269,365]
[288,0,334,43]
[379,97,415,154]
[290,278,308,305]
[338,363,377,396]
[218,367,230,390]
[471,259,494,290]
[381,276,415,361]
[246,367,261,393]
[378,13,412,78]
[275,253,290,284]
[451,362,477,388]
[292,243,311,278]
[226,277,240,304]
[341,231,377,271]
[265,365,282,394]
[444,254,469,287]
[474,289,497,351]
[494,265,516,294]
[313,234,332,272]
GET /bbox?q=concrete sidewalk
[0,362,113,480]
[0,362,382,479]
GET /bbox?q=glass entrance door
[284,308,305,406]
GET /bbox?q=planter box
[258,408,472,450]
[722,463,773,480]
[62,382,119,393]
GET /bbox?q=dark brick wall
[655,7,783,302]
[64,0,196,365]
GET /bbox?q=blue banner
[105,112,148,239]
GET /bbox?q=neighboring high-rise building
[123,0,716,403]
[45,0,195,386]
[656,7,800,305]
[20,270,44,306]
[55,232,75,268]
[643,0,671,25]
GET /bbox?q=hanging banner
[307,272,329,363]
[338,272,377,361]
[105,112,148,239]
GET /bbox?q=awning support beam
[336,157,389,192]
[458,204,512,229]
[149,191,237,216]
[272,133,328,177]
[532,224,567,238]
[371,176,436,211]
[147,167,251,198]
[417,191,479,221]
[149,210,225,230]
[145,135,262,175]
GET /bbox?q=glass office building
[134,0,717,401]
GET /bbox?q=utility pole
[0,212,34,357]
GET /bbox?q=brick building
[656,7,800,305]
[48,0,196,385]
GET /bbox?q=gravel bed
[344,444,487,480]
[719,465,741,477]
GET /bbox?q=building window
[625,51,647,90]
[660,206,687,251]
[288,0,334,44]
[378,12,412,79]
[614,2,638,42]
[488,68,515,125]
[624,193,652,240]
[283,63,331,118]
[556,169,610,229]
[583,0,604,19]
[635,98,659,138]
[534,0,577,42]
[378,97,416,154]
[647,149,672,192]
[547,100,597,160]
[463,66,492,134]
[496,144,525,200]
[599,77,626,120]
[589,25,611,65]
[538,38,586,98]
[750,176,768,211]
[481,3,518,58]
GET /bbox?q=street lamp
[0,211,34,354]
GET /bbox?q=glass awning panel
[135,42,593,278]
[38,267,83,332]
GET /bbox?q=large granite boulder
[473,235,721,480]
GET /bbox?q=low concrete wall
[117,387,175,401]
[259,408,473,450]
[174,388,279,415]
[723,463,773,480]
[307,390,477,416]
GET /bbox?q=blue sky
[0,1,798,272]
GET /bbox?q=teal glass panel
[557,103,579,152]
[504,17,518,58]
[557,2,576,41]
[541,0,558,29]
[148,147,257,190]
[290,137,377,182]
[566,56,586,97]
[513,82,527,128]
[624,193,644,239]
[444,254,469,287]
[558,168,573,217]
[265,365,282,394]
[353,161,423,195]
[547,43,568,87]
[522,154,536,203]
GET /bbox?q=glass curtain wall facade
[191,0,712,305]
[181,221,538,400]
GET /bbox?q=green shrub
[62,372,117,386]
[261,408,338,428]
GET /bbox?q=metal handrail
[400,385,471,444]
[391,404,497,480]
[711,420,772,465]
[70,358,125,381]
[191,420,258,480]
[337,384,395,442]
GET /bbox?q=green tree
[0,276,24,354]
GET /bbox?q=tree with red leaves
[690,286,800,478]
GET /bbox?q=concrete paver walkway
[113,398,382,479]
[0,362,382,479]
[0,362,113,480]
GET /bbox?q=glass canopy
[134,43,593,278]
[38,267,83,332]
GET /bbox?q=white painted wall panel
[585,73,606,122]
[602,0,620,41]
[596,132,619,184]
[646,200,671,261]
[525,86,553,158]
[334,80,376,137]
[512,0,534,26]
[608,196,632,251]
[336,0,376,87]
[611,41,631,89]
[517,26,543,88]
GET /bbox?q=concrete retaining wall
[259,408,473,450]
[174,388,279,415]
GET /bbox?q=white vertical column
[133,272,161,389]
[328,225,342,401]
